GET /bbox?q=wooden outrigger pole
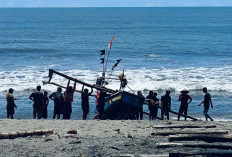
[42,69,117,94]
[143,102,198,121]
[43,69,199,121]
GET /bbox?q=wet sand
[0,119,231,157]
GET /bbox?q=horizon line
[0,6,232,8]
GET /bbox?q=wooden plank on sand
[151,130,228,136]
[157,142,232,149]
[169,134,232,143]
[153,125,217,129]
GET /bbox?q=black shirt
[30,92,44,108]
[81,93,90,106]
[204,93,211,108]
[179,94,192,106]
[146,95,159,109]
[161,94,171,108]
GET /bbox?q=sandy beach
[0,119,232,157]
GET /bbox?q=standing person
[136,91,144,120]
[49,87,64,119]
[146,91,159,120]
[161,90,171,120]
[42,91,49,119]
[29,86,44,119]
[178,89,192,121]
[63,80,76,119]
[98,90,110,118]
[6,88,17,119]
[198,87,214,121]
[81,86,93,120]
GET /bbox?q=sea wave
[0,48,56,53]
[0,66,232,93]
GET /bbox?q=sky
[0,0,232,7]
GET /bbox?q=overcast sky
[0,0,232,7]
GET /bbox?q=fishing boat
[42,36,199,121]
[43,36,144,120]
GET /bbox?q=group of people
[6,80,108,120]
[6,82,213,121]
[136,87,213,121]
[27,82,78,120]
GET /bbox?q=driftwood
[0,129,53,140]
[157,142,232,149]
[153,125,217,129]
[169,134,232,143]
[151,130,228,136]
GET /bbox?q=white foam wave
[0,66,232,93]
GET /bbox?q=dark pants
[98,103,105,118]
[178,105,188,121]
[136,107,143,120]
[63,114,71,119]
[42,107,48,119]
[82,104,89,120]
[204,106,212,121]
[161,106,169,120]
[149,106,158,120]
[7,105,15,119]
[53,104,63,119]
[33,107,42,119]
[63,102,72,119]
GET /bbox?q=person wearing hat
[49,87,64,119]
[161,90,171,120]
[6,88,17,119]
[81,86,93,120]
[178,89,192,121]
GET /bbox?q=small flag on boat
[100,49,105,55]
[100,58,104,64]
[112,59,121,70]
[108,35,115,50]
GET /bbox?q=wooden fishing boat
[102,91,145,119]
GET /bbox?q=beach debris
[61,134,80,139]
[124,143,136,147]
[0,129,53,140]
[69,140,82,144]
[67,129,77,134]
[109,146,120,150]
[119,154,169,157]
[114,129,120,134]
[44,138,53,142]
[157,142,232,149]
[125,133,133,138]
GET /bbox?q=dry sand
[0,119,232,157]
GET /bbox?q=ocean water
[0,7,232,120]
